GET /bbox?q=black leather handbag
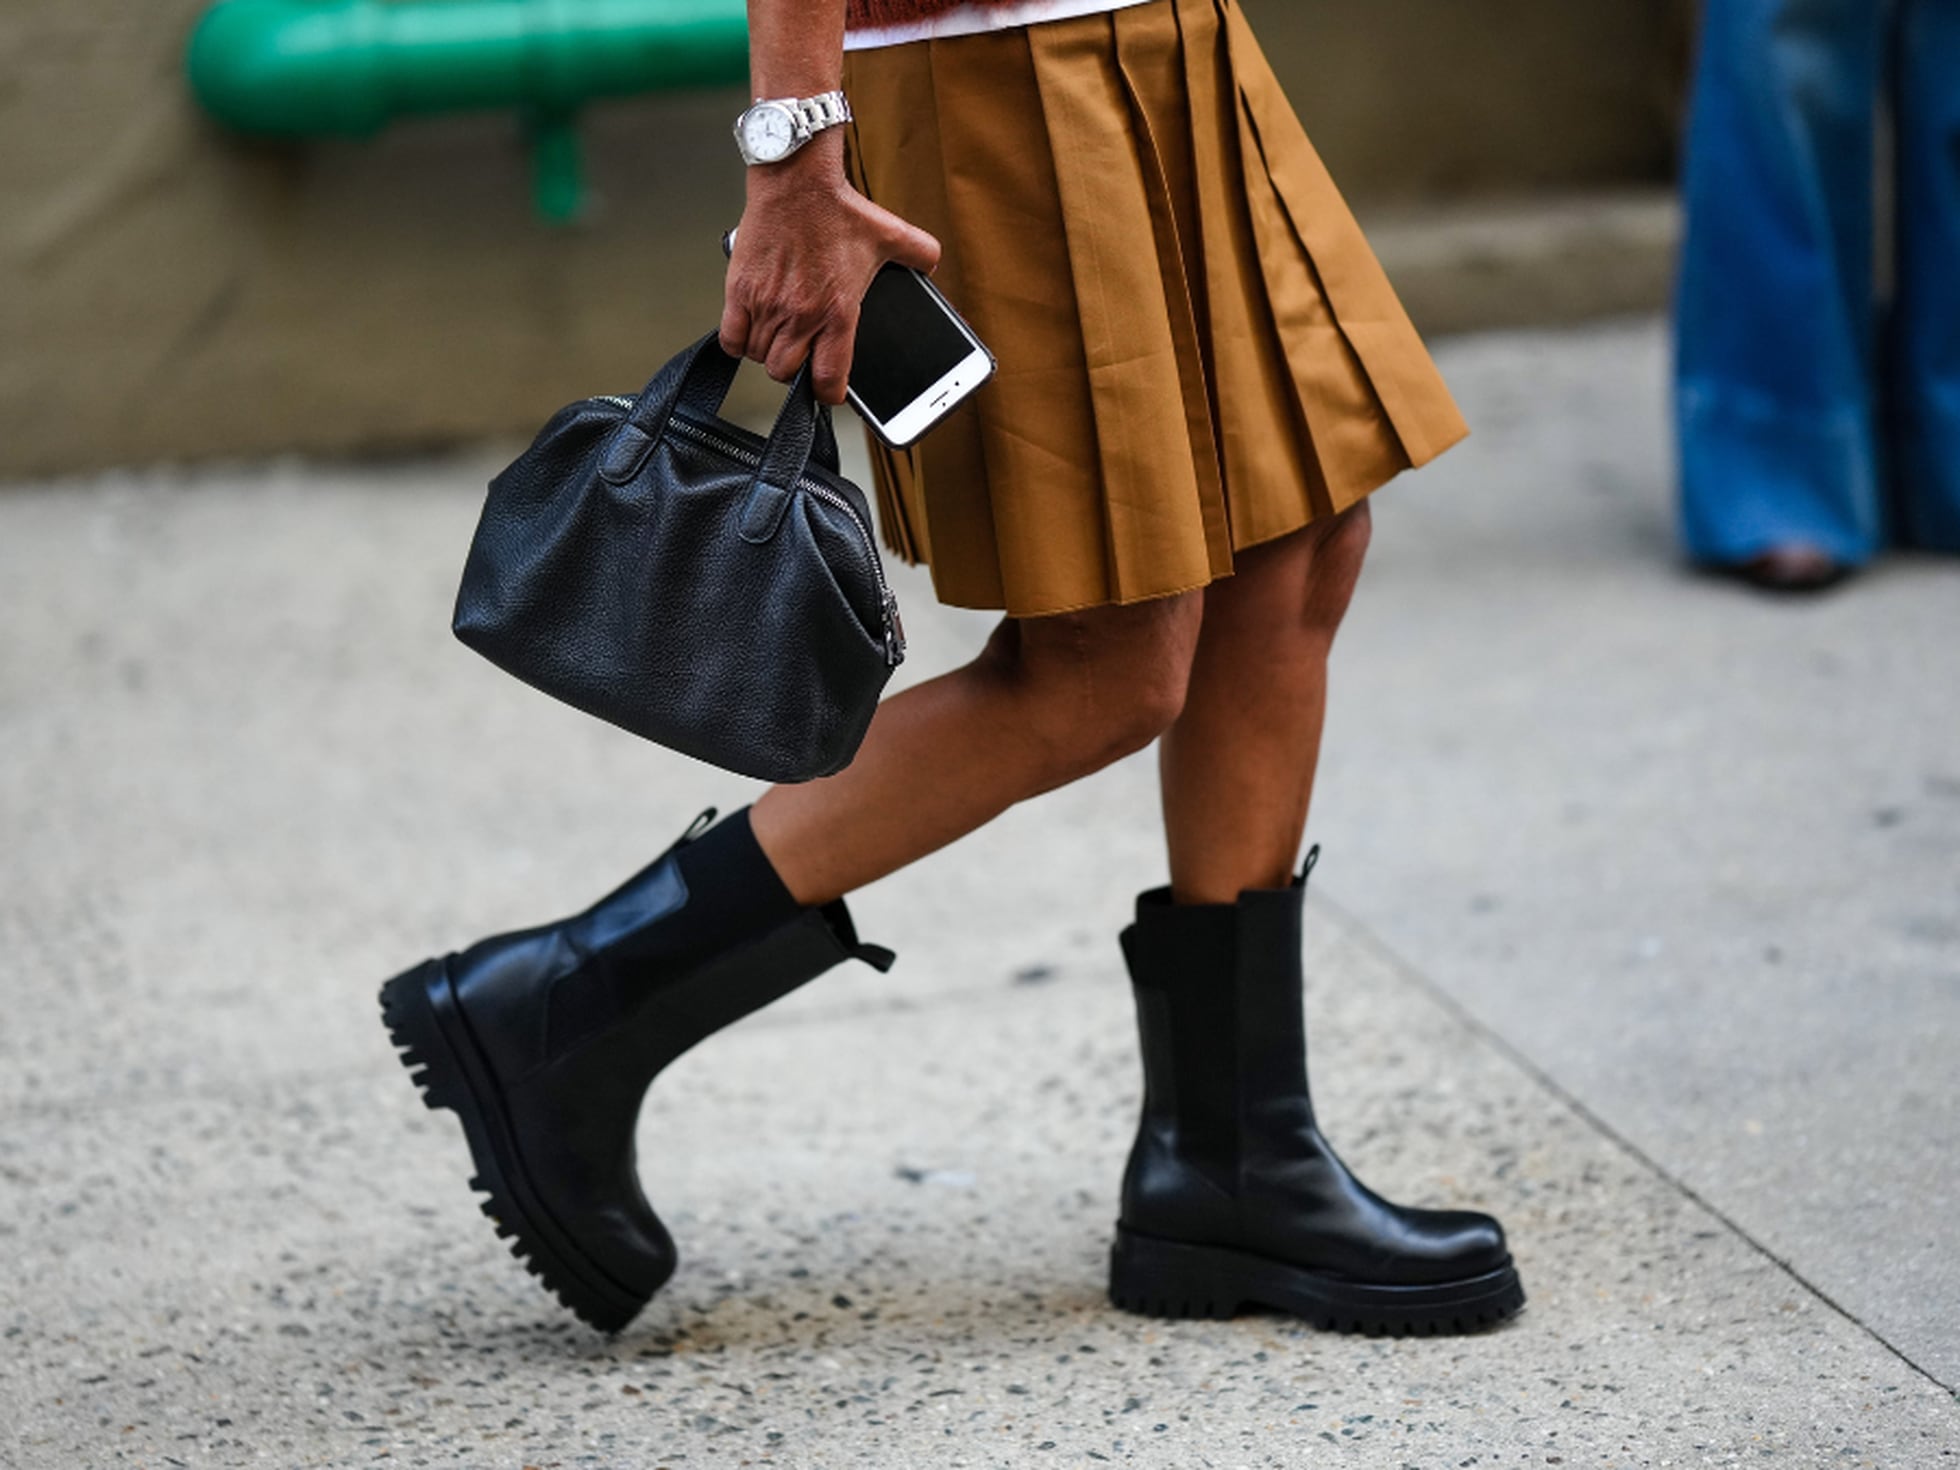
[452,333,905,783]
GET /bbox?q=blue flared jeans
[1676,0,1960,564]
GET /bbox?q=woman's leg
[1112,501,1523,1333]
[1891,0,1960,552]
[383,586,1198,1332]
[1158,503,1372,903]
[1674,0,1888,570]
[753,588,1204,907]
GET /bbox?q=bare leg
[1159,503,1373,904]
[753,590,1203,906]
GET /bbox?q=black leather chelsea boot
[1108,850,1523,1335]
[379,808,892,1333]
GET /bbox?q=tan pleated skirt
[841,0,1467,618]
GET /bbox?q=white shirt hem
[845,0,1156,52]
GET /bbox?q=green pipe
[187,0,751,220]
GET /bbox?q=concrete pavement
[1314,321,1960,1390]
[2,318,1955,1467]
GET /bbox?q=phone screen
[850,265,981,424]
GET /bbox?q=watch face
[741,104,797,163]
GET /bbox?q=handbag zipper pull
[883,588,907,667]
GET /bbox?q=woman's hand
[721,140,941,406]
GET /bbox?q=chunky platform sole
[1108,1225,1525,1335]
[379,959,655,1333]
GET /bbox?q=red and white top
[845,0,1156,51]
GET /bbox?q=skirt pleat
[1221,3,1464,473]
[1168,0,1336,541]
[1029,18,1228,606]
[842,0,1466,618]
[1108,13,1235,568]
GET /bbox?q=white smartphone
[724,228,996,449]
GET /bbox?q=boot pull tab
[851,941,898,974]
[815,897,898,973]
[670,807,718,854]
[1296,844,1321,888]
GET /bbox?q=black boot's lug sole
[1108,1225,1525,1336]
[379,959,655,1333]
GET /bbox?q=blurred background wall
[0,0,1691,482]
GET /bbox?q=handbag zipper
[583,397,904,667]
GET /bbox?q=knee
[1301,501,1372,635]
[1083,654,1192,767]
[985,598,1199,784]
[1316,501,1373,591]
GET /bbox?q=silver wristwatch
[734,91,853,166]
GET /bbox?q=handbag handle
[740,363,833,544]
[641,333,740,434]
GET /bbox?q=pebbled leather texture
[453,333,899,785]
[1118,864,1511,1287]
[439,823,895,1298]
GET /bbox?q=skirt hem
[900,444,1417,619]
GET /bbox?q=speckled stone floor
[4,321,1955,1468]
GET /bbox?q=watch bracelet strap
[788,90,852,133]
